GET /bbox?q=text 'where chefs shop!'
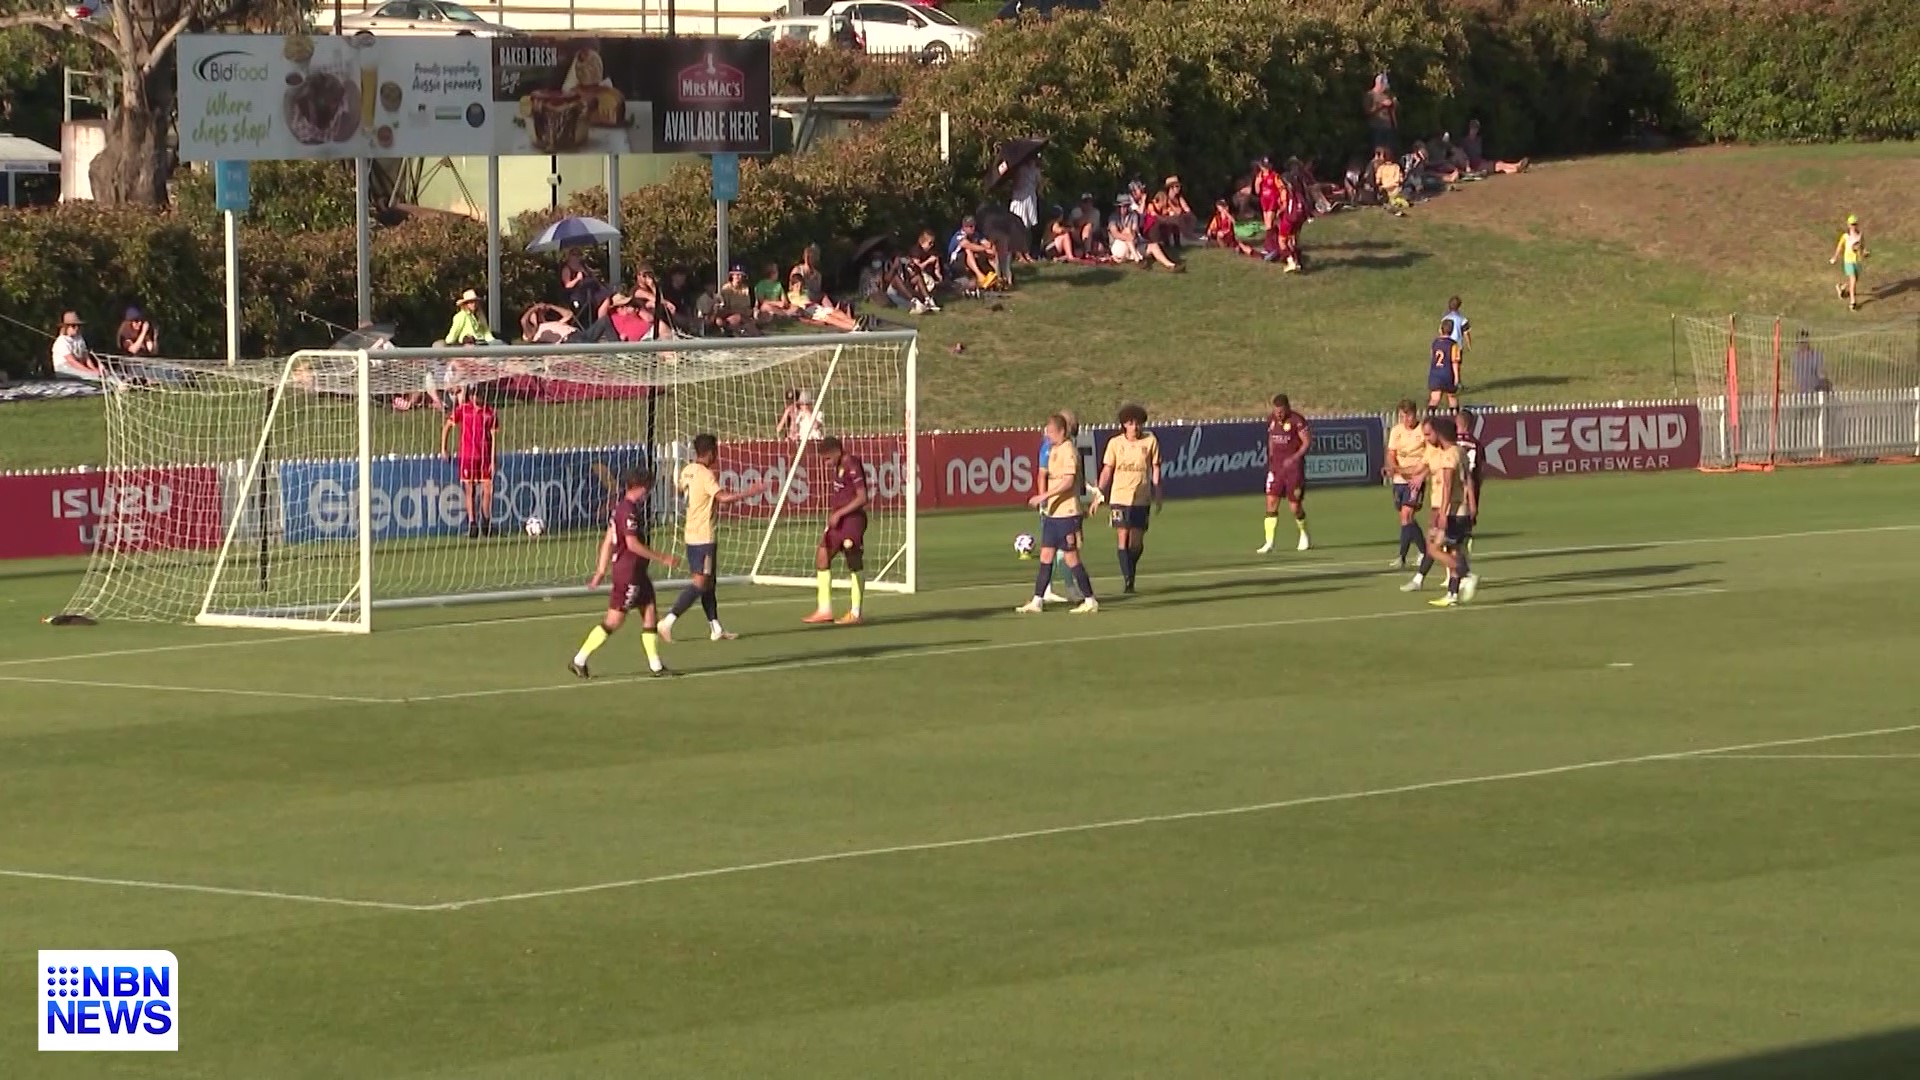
[176,33,771,161]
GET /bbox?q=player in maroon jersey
[804,436,871,625]
[569,468,682,678]
[439,387,499,538]
[1454,407,1484,551]
[1257,394,1312,553]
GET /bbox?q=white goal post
[61,331,919,633]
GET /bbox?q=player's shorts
[823,512,867,557]
[1265,465,1304,500]
[1392,481,1423,510]
[458,458,492,482]
[1433,515,1472,552]
[609,565,655,612]
[1039,514,1081,551]
[1843,261,1859,277]
[1428,368,1458,393]
[685,542,717,577]
[1109,505,1150,531]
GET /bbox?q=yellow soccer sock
[640,630,662,670]
[574,624,610,665]
[848,572,864,614]
[1296,515,1309,534]
[815,570,833,612]
[1263,515,1278,544]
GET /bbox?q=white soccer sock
[659,613,677,630]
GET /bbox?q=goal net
[61,331,918,632]
[1680,313,1920,469]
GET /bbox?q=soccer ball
[524,515,545,538]
[1013,532,1035,556]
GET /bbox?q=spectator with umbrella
[527,215,621,321]
[987,136,1048,248]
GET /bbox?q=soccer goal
[60,331,919,633]
[1680,313,1920,470]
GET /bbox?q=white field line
[0,584,1727,706]
[0,868,427,911]
[404,586,1728,704]
[428,720,1920,910]
[1692,753,1920,761]
[4,719,1911,914]
[0,674,387,704]
[3,521,1913,671]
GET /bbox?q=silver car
[337,1,517,37]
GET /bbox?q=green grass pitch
[3,465,1919,1077]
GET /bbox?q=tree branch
[141,10,195,77]
[0,11,121,54]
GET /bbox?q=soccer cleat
[801,610,836,624]
[1399,574,1424,593]
[1256,542,1274,554]
[567,660,591,679]
[1428,594,1458,608]
[1043,587,1069,604]
[835,612,864,626]
[1297,532,1311,551]
[1388,557,1406,570]
[1459,574,1479,603]
[650,665,678,678]
[1123,581,1136,595]
[1014,599,1045,614]
[1070,598,1099,614]
[710,628,738,641]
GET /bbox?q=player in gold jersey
[658,433,769,643]
[1418,415,1478,607]
[1096,403,1163,594]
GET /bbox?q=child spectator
[1372,148,1411,215]
[754,262,791,318]
[946,215,998,289]
[1066,193,1107,259]
[908,230,945,293]
[716,265,760,333]
[1207,198,1255,256]
[116,306,160,358]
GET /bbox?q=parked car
[740,15,835,45]
[995,0,1102,19]
[338,1,518,36]
[824,1,982,61]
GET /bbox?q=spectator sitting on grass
[859,249,927,314]
[1159,176,1198,243]
[1207,198,1256,256]
[50,310,103,383]
[889,251,940,311]
[1143,191,1186,270]
[908,229,946,293]
[116,306,160,358]
[1462,119,1529,175]
[1066,193,1107,259]
[1372,147,1411,215]
[792,244,827,302]
[715,265,761,334]
[786,268,860,332]
[1041,216,1077,261]
[1400,141,1449,194]
[754,262,792,318]
[447,289,502,345]
[520,302,576,343]
[946,215,999,290]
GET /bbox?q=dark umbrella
[984,136,1049,191]
[848,234,893,267]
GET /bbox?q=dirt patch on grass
[1421,145,1920,316]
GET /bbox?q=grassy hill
[0,143,1913,471]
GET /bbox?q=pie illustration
[524,88,587,152]
[284,71,360,145]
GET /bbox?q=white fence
[1699,387,1920,469]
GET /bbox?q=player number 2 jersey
[679,462,721,545]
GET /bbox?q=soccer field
[4,466,1919,1077]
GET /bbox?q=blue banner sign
[276,445,649,543]
[1088,416,1383,498]
[711,152,740,202]
[213,160,250,213]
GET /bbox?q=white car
[739,16,835,46]
[825,1,982,61]
[337,1,518,37]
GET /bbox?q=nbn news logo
[39,950,178,1052]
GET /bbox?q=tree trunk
[87,61,175,206]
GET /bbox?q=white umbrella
[526,216,621,253]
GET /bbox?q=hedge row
[1,0,1913,376]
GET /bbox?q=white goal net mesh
[1680,314,1920,468]
[62,332,917,631]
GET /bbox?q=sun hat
[1846,214,1859,225]
[61,311,84,326]
[457,288,481,304]
[609,291,634,306]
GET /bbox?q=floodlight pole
[606,154,622,287]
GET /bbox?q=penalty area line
[0,674,391,704]
[427,719,1920,911]
[405,585,1728,703]
[1,520,1909,671]
[0,868,432,912]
